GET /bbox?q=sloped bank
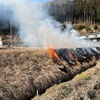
[34,62,100,100]
[0,49,97,100]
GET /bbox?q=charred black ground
[49,47,100,72]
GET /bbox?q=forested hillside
[48,0,100,25]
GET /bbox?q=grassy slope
[34,62,100,100]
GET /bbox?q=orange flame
[47,45,67,67]
[47,45,60,60]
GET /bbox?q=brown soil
[0,49,98,100]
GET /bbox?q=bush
[86,26,91,32]
[94,25,98,30]
[73,24,85,30]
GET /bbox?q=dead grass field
[0,49,98,100]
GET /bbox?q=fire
[47,45,60,60]
[47,45,100,72]
[47,45,67,67]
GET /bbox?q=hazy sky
[37,0,53,2]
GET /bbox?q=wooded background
[48,0,100,25]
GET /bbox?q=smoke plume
[0,0,92,48]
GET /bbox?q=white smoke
[0,0,92,48]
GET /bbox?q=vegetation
[94,24,98,30]
[0,49,97,100]
[49,0,100,25]
[34,62,100,100]
[86,26,91,32]
[73,24,86,30]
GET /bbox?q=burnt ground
[34,62,100,100]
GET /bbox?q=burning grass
[0,48,99,100]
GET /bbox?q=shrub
[94,25,98,30]
[86,26,91,32]
[73,24,85,30]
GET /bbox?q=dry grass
[0,49,97,100]
[34,62,100,100]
